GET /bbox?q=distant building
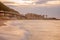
[0,11,26,20]
[25,13,44,20]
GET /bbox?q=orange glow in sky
[0,0,37,5]
[12,0,36,5]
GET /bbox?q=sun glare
[12,0,36,5]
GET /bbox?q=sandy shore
[0,20,60,40]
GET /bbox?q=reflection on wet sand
[0,20,60,40]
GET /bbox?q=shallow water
[0,20,60,40]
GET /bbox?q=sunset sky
[0,0,60,19]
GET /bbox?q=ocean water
[0,20,60,40]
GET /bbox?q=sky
[0,0,60,19]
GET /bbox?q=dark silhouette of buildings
[25,13,44,20]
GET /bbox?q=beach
[0,20,60,40]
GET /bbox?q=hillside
[0,2,26,20]
[0,2,18,13]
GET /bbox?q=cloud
[1,0,60,7]
[2,2,19,6]
[35,0,60,7]
[0,0,13,2]
[46,1,60,5]
[1,0,38,5]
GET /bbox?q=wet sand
[0,20,60,40]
